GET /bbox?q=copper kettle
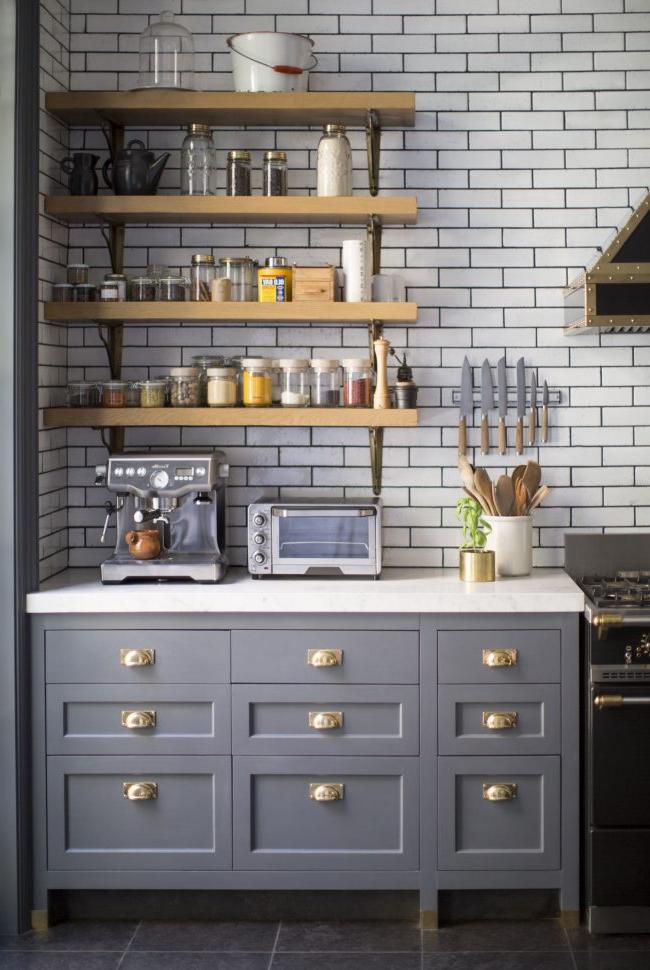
[125,528,161,560]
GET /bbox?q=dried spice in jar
[263,150,287,196]
[66,263,89,285]
[53,282,74,303]
[159,276,189,302]
[342,358,373,407]
[190,254,215,302]
[130,276,157,301]
[206,367,238,407]
[104,272,127,301]
[99,280,120,302]
[125,381,141,407]
[139,379,167,408]
[226,150,251,196]
[192,354,224,405]
[100,380,128,408]
[311,358,341,407]
[73,283,97,303]
[241,358,273,407]
[168,367,200,407]
[279,358,310,407]
[66,381,97,407]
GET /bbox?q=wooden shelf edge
[43,407,418,428]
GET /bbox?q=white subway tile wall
[38,0,650,578]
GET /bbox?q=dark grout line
[115,919,142,969]
[267,921,282,970]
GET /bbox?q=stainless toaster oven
[247,497,382,578]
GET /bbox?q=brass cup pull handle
[307,649,343,668]
[594,694,624,709]
[309,783,344,802]
[121,710,156,730]
[482,782,518,802]
[122,781,158,801]
[482,649,518,668]
[120,648,155,668]
[308,711,343,731]
[482,711,518,730]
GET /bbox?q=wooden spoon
[494,474,515,517]
[458,457,486,510]
[514,478,529,516]
[474,466,497,516]
[527,484,551,514]
[522,460,541,499]
[511,464,526,490]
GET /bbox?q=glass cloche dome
[136,11,195,90]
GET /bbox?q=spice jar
[241,358,273,407]
[101,380,128,408]
[218,257,256,302]
[207,367,238,407]
[279,359,310,407]
[311,359,341,407]
[317,124,352,197]
[73,283,97,303]
[99,279,120,302]
[67,263,89,285]
[190,254,215,302]
[226,150,251,196]
[125,381,141,407]
[104,272,127,301]
[154,375,172,406]
[53,282,74,303]
[258,256,292,303]
[181,123,217,196]
[211,276,232,302]
[158,275,189,301]
[192,354,224,404]
[263,150,287,196]
[168,366,200,407]
[139,379,167,408]
[66,381,96,407]
[343,358,373,407]
[130,276,158,301]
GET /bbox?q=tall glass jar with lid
[192,354,223,404]
[317,124,352,197]
[311,359,341,407]
[226,150,251,196]
[190,254,215,301]
[279,359,310,407]
[241,358,273,408]
[136,11,194,90]
[181,124,217,196]
[262,151,288,196]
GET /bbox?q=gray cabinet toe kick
[30,612,579,925]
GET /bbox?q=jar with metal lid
[67,263,88,285]
[154,375,172,406]
[192,354,224,404]
[168,366,200,407]
[226,150,251,196]
[317,124,352,197]
[181,124,217,196]
[158,275,189,301]
[100,380,128,408]
[207,367,238,407]
[73,283,97,303]
[53,282,74,303]
[125,381,141,407]
[139,379,167,408]
[258,256,292,303]
[241,358,273,407]
[279,358,310,407]
[130,276,158,301]
[66,381,96,408]
[99,279,120,302]
[311,358,341,407]
[218,256,256,302]
[342,357,373,407]
[104,272,127,301]
[190,254,215,302]
[263,150,287,196]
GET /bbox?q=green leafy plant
[455,496,492,551]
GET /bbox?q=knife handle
[498,417,507,456]
[515,417,524,456]
[528,407,536,446]
[542,404,549,444]
[480,415,489,455]
[458,416,467,457]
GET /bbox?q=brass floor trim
[420,910,438,930]
[30,909,49,931]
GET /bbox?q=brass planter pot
[459,548,495,583]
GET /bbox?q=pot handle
[127,138,146,151]
[227,35,317,74]
[102,157,113,189]
[60,156,75,175]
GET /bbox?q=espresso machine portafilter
[95,451,229,583]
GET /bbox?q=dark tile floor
[1,920,650,969]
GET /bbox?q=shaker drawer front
[45,629,230,684]
[46,685,231,755]
[231,630,418,684]
[233,756,418,870]
[47,756,232,870]
[437,629,561,684]
[232,685,418,755]
[438,685,561,756]
[438,755,560,871]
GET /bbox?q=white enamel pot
[227,32,317,92]
[483,515,533,577]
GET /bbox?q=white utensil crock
[483,515,532,577]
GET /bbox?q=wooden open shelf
[45,91,415,128]
[44,195,417,226]
[44,407,418,429]
[44,301,417,325]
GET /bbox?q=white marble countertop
[26,567,584,614]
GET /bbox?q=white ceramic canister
[483,515,533,577]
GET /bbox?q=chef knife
[497,356,507,456]
[480,358,494,456]
[528,370,537,446]
[542,379,549,444]
[515,357,525,456]
[459,356,472,457]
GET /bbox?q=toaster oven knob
[253,513,266,527]
[253,533,265,545]
[253,552,265,565]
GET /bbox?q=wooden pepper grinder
[373,337,392,409]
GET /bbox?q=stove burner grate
[580,572,650,609]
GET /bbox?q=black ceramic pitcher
[102,139,170,195]
[60,152,100,195]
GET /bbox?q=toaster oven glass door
[271,508,377,566]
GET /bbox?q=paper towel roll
[342,239,370,302]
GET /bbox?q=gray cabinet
[438,629,561,684]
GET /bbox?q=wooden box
[292,264,336,302]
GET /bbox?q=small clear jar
[168,366,200,407]
[125,381,141,407]
[279,358,310,407]
[181,123,217,196]
[241,358,273,407]
[311,358,341,407]
[154,375,172,406]
[218,256,256,302]
[190,254,215,302]
[139,379,167,408]
[192,354,224,404]
[104,273,127,301]
[226,150,251,196]
[101,380,128,408]
[158,275,189,301]
[99,279,120,302]
[263,150,287,196]
[342,358,373,407]
[207,367,238,407]
[67,263,89,285]
[73,283,97,303]
[53,282,74,302]
[66,381,96,407]
[130,276,158,301]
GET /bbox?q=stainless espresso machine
[95,451,229,583]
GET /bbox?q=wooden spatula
[495,474,515,516]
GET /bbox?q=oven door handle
[594,694,650,709]
[272,508,375,517]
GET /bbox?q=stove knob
[253,533,265,545]
[253,552,265,565]
[253,513,266,527]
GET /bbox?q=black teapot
[60,152,100,195]
[102,139,170,195]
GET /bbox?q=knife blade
[515,357,525,456]
[528,371,537,446]
[497,356,507,456]
[542,379,549,444]
[459,356,473,458]
[480,359,494,456]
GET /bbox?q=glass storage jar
[53,282,74,302]
[279,359,310,407]
[311,358,341,407]
[192,354,224,404]
[67,263,89,285]
[317,124,352,197]
[168,366,200,407]
[218,256,256,302]
[73,283,97,303]
[241,358,273,407]
[226,150,251,196]
[125,381,141,407]
[158,275,189,301]
[104,273,127,301]
[130,276,158,301]
[342,358,373,407]
[206,367,238,407]
[263,150,287,196]
[190,254,215,302]
[181,124,217,196]
[257,256,292,303]
[66,381,96,408]
[101,380,128,408]
[99,279,120,302]
[139,379,167,408]
[136,10,194,90]
[154,375,172,406]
